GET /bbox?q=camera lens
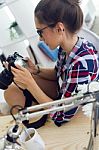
[0,69,13,90]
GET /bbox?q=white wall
[2,40,29,57]
[0,6,14,47]
[92,0,99,13]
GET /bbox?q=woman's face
[34,17,63,50]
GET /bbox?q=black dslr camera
[0,52,28,90]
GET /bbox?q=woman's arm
[26,58,57,81]
[11,65,54,104]
[35,66,57,81]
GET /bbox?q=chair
[78,27,99,52]
[38,41,58,62]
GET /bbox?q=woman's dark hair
[34,0,83,33]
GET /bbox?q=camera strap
[22,114,48,129]
[21,89,48,129]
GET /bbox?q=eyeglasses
[37,24,55,38]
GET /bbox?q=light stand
[0,124,23,150]
[16,91,97,122]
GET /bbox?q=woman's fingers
[11,65,32,80]
[11,64,26,72]
[11,64,33,89]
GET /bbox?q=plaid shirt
[51,37,99,126]
[56,37,99,98]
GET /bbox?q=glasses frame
[37,24,55,38]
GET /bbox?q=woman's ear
[56,22,65,33]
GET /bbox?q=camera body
[6,52,28,68]
[0,52,28,90]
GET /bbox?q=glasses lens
[37,30,42,38]
[36,24,55,38]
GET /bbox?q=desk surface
[0,109,99,150]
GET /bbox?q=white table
[0,109,99,150]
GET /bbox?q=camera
[0,52,28,90]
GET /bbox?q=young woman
[4,0,99,126]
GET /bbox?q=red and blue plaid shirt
[51,37,99,126]
[56,37,99,97]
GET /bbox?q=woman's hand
[11,64,34,89]
[25,57,38,74]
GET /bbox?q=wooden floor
[0,109,99,150]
